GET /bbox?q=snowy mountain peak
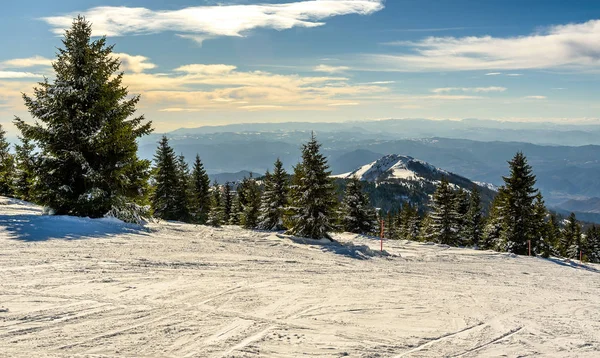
[333,154,446,182]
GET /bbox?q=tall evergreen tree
[13,136,36,201]
[482,187,508,250]
[288,133,337,239]
[258,158,289,230]
[174,154,191,222]
[544,213,562,257]
[563,212,583,259]
[222,182,234,223]
[418,212,435,242]
[340,177,377,235]
[454,188,470,245]
[0,124,15,196]
[430,177,458,245]
[531,193,549,255]
[190,155,211,224]
[500,152,538,254]
[14,16,152,217]
[399,204,420,241]
[207,182,223,227]
[585,225,600,263]
[241,177,261,229]
[230,192,242,225]
[151,136,179,220]
[465,185,484,247]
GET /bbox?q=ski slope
[0,197,599,357]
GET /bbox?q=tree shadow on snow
[545,257,600,274]
[283,235,391,260]
[0,214,150,242]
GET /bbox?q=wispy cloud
[363,80,395,84]
[506,73,523,76]
[485,72,502,76]
[0,71,43,79]
[328,102,359,106]
[313,64,350,73]
[523,95,547,99]
[42,1,384,43]
[368,19,600,71]
[1,56,53,68]
[431,86,506,93]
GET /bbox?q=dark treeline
[1,16,599,262]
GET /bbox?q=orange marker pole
[528,240,531,256]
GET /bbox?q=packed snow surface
[1,197,599,357]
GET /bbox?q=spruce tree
[241,177,261,229]
[190,155,211,224]
[288,133,337,239]
[531,193,549,255]
[222,182,234,223]
[465,185,484,247]
[418,212,436,242]
[341,177,377,235]
[454,188,470,245]
[430,177,458,245]
[258,158,289,230]
[151,136,179,220]
[0,124,15,196]
[585,225,600,263]
[207,182,223,227]
[482,187,508,250]
[563,213,583,259]
[545,213,562,257]
[13,136,36,201]
[501,152,538,254]
[230,193,242,225]
[399,204,420,241]
[174,154,191,222]
[14,16,152,217]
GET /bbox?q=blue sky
[2,0,600,133]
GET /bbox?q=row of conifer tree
[0,16,598,262]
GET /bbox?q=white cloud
[1,56,53,68]
[523,95,547,99]
[313,64,350,73]
[485,72,501,76]
[506,73,523,76]
[431,86,506,93]
[328,102,359,106]
[369,19,600,71]
[0,71,43,79]
[363,80,395,84]
[174,64,237,75]
[42,1,384,43]
[112,53,156,73]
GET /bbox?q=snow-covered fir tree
[418,212,435,242]
[454,188,470,245]
[544,213,562,257]
[288,133,337,239]
[531,193,549,255]
[207,182,224,227]
[500,152,539,254]
[13,136,36,201]
[482,187,508,250]
[190,155,211,224]
[563,213,583,259]
[230,193,242,225]
[174,154,191,222]
[222,182,234,223]
[585,225,600,263]
[151,136,180,220]
[258,158,289,230]
[0,125,15,196]
[398,204,420,241]
[341,177,377,235]
[464,185,484,247]
[14,16,152,217]
[241,177,261,229]
[429,177,459,245]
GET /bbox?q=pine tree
[585,225,600,263]
[465,185,484,247]
[151,136,179,220]
[288,133,337,239]
[0,125,15,196]
[430,177,458,245]
[207,182,223,227]
[501,152,538,254]
[222,182,234,223]
[13,136,36,201]
[418,212,435,242]
[174,154,191,222]
[454,188,470,245]
[190,155,211,224]
[341,177,377,235]
[482,187,508,250]
[531,193,549,255]
[563,213,583,259]
[241,177,261,229]
[399,204,420,241]
[14,16,152,217]
[230,192,242,225]
[258,159,289,230]
[544,213,562,257]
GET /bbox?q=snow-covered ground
[1,197,599,357]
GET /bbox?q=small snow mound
[273,233,391,259]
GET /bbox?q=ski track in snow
[0,198,599,357]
